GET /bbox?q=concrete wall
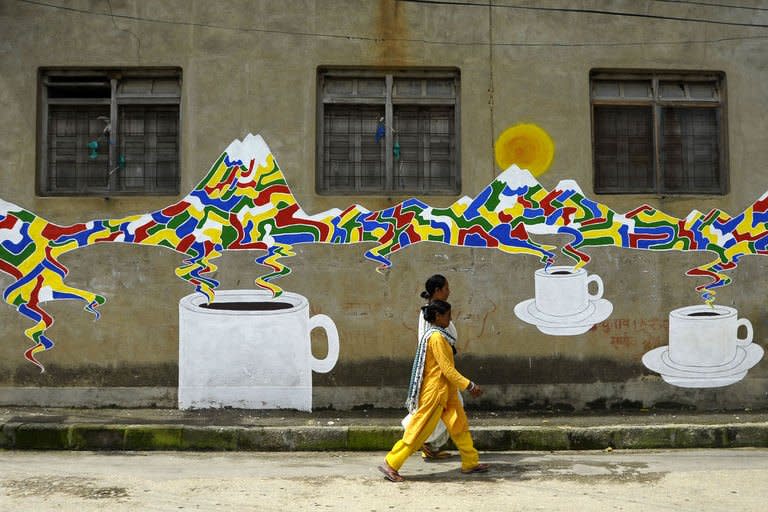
[1,0,767,410]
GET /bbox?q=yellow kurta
[403,331,471,446]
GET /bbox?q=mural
[178,289,338,411]
[642,305,761,388]
[0,129,765,391]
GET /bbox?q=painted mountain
[2,133,767,368]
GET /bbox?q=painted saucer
[658,371,749,389]
[525,300,597,324]
[514,298,614,336]
[642,343,764,380]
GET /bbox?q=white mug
[534,266,603,317]
[668,305,752,367]
[178,290,339,411]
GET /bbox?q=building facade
[1,0,767,410]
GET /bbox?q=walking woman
[415,274,457,460]
[379,300,489,482]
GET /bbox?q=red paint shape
[0,214,18,230]
[161,201,191,218]
[241,159,255,178]
[539,190,561,215]
[561,207,577,225]
[753,196,768,213]
[581,217,606,226]
[677,220,698,250]
[253,184,291,206]
[0,259,22,279]
[44,246,68,276]
[275,203,330,240]
[510,222,529,240]
[498,211,513,223]
[625,204,654,218]
[41,222,87,239]
[458,225,498,247]
[133,221,156,243]
[176,234,196,253]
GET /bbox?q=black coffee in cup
[687,311,721,317]
[200,301,293,311]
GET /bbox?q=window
[317,69,460,195]
[38,69,181,196]
[590,71,726,195]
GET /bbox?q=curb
[2,423,767,451]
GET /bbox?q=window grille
[590,71,726,195]
[39,69,181,196]
[317,69,460,195]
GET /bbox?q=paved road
[1,449,766,511]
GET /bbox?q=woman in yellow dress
[379,300,489,482]
[415,274,457,460]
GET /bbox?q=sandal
[421,446,451,461]
[378,464,405,482]
[461,463,490,474]
[421,450,452,462]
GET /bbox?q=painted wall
[1,0,767,410]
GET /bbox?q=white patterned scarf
[404,325,456,414]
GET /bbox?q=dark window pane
[622,81,652,99]
[47,106,110,193]
[393,105,455,193]
[357,78,386,97]
[661,107,720,193]
[393,78,422,98]
[660,82,687,99]
[593,80,620,98]
[426,79,454,97]
[324,77,354,95]
[41,71,181,196]
[593,106,654,193]
[118,105,180,193]
[317,71,459,195]
[47,77,110,99]
[689,82,718,100]
[321,104,385,193]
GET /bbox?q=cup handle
[308,314,339,373]
[587,274,604,300]
[736,318,753,346]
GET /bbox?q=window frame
[590,70,728,196]
[316,67,461,196]
[37,67,182,197]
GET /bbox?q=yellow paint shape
[494,123,555,176]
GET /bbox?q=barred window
[317,69,460,195]
[591,71,726,195]
[38,69,181,196]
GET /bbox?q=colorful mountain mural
[2,133,768,370]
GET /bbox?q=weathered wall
[1,0,767,410]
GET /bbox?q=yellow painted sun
[494,123,555,176]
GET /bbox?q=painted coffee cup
[667,305,752,367]
[534,266,603,317]
[178,289,339,411]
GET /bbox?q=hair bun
[420,291,430,299]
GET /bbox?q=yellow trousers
[385,405,479,471]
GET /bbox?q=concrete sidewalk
[2,406,768,451]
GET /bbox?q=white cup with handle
[534,266,603,318]
[179,289,339,411]
[668,305,752,368]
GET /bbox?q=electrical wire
[650,0,768,13]
[399,0,768,28]
[14,0,768,49]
